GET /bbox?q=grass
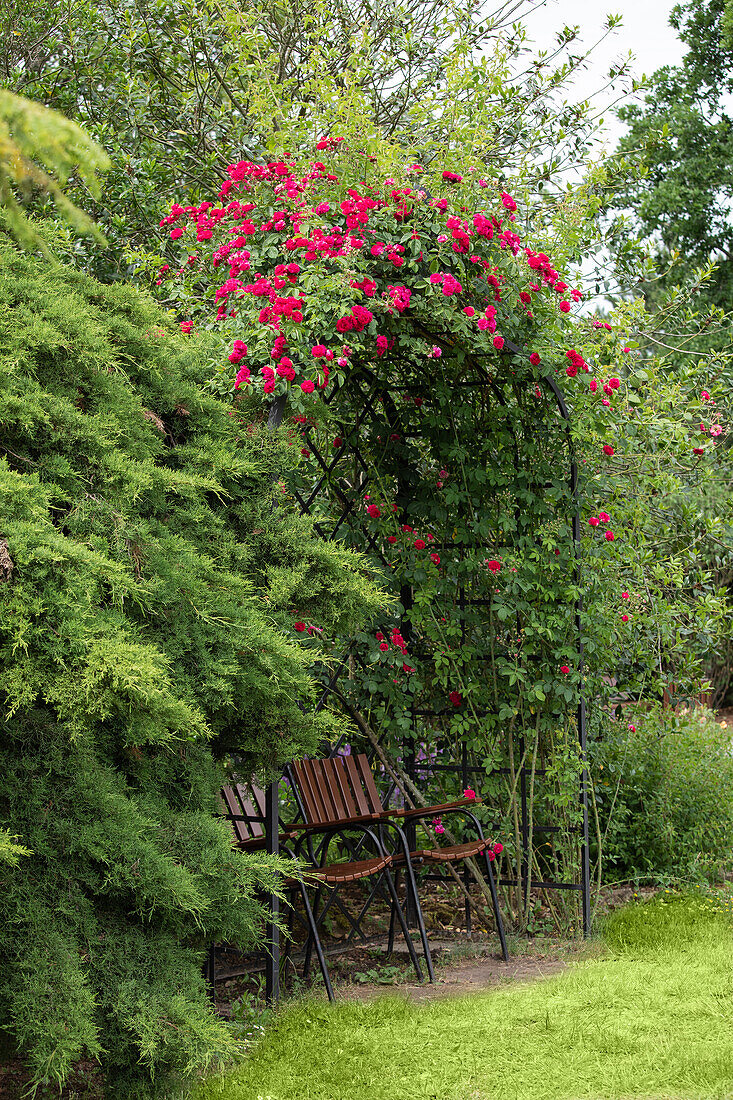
[195,892,733,1100]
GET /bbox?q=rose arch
[158,144,634,989]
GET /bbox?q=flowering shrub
[153,142,729,927]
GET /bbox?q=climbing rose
[588,517,599,527]
[463,788,477,801]
[559,301,571,313]
[430,553,441,564]
[294,622,306,632]
[414,538,426,550]
[603,445,614,456]
[333,437,342,448]
[493,335,504,350]
[621,614,629,622]
[598,512,610,523]
[379,642,389,652]
[493,842,503,855]
[300,380,315,393]
[449,690,463,707]
[366,504,381,518]
[621,592,629,599]
[487,560,501,573]
[559,665,570,674]
[180,320,193,334]
[311,344,327,357]
[605,531,615,541]
[529,352,541,366]
[387,535,397,544]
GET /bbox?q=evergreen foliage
[0,237,382,1095]
[0,89,109,253]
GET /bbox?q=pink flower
[529,352,541,366]
[622,591,629,599]
[588,517,599,527]
[493,842,503,855]
[589,379,598,393]
[493,336,505,350]
[311,344,327,357]
[463,788,477,801]
[180,320,193,334]
[605,530,615,541]
[435,824,445,835]
[628,724,636,732]
[609,378,620,390]
[487,560,501,573]
[300,379,315,393]
[598,512,610,523]
[463,307,476,317]
[693,447,704,455]
[621,614,629,622]
[559,665,570,675]
[170,227,184,240]
[379,642,389,652]
[376,335,389,356]
[294,621,306,632]
[603,445,614,456]
[559,301,571,313]
[701,391,711,401]
[366,504,381,518]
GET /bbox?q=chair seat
[288,853,392,885]
[410,838,490,863]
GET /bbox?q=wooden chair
[289,754,508,977]
[218,778,424,1000]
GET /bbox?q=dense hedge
[0,238,381,1095]
[592,706,733,883]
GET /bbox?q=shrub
[0,236,382,1096]
[592,705,733,882]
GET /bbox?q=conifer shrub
[0,238,382,1096]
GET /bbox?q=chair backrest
[290,753,384,825]
[220,780,267,846]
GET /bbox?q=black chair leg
[401,858,435,982]
[381,868,423,982]
[386,868,399,959]
[299,882,335,1001]
[303,882,323,982]
[484,851,509,961]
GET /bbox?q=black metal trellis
[262,349,591,1000]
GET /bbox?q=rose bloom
[366,504,381,518]
[430,552,441,564]
[605,530,615,541]
[463,788,477,801]
[598,512,610,523]
[414,538,426,550]
[603,445,614,456]
[379,642,389,652]
[449,690,463,707]
[588,517,600,527]
[621,614,629,622]
[387,535,397,544]
[529,352,541,366]
[333,437,342,448]
[487,559,501,573]
[294,621,306,632]
[559,665,570,674]
[559,300,571,313]
[622,591,629,599]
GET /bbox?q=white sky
[519,0,687,143]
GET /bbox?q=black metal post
[264,779,280,1003]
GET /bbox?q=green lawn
[196,893,733,1100]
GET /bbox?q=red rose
[449,691,463,707]
[414,538,426,550]
[487,560,501,573]
[333,437,342,448]
[430,553,441,564]
[603,445,614,456]
[529,352,541,366]
[294,621,306,632]
[379,642,389,652]
[605,531,615,541]
[387,535,397,544]
[588,517,599,527]
[463,788,476,801]
[366,504,381,518]
[560,665,570,674]
[559,301,571,313]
